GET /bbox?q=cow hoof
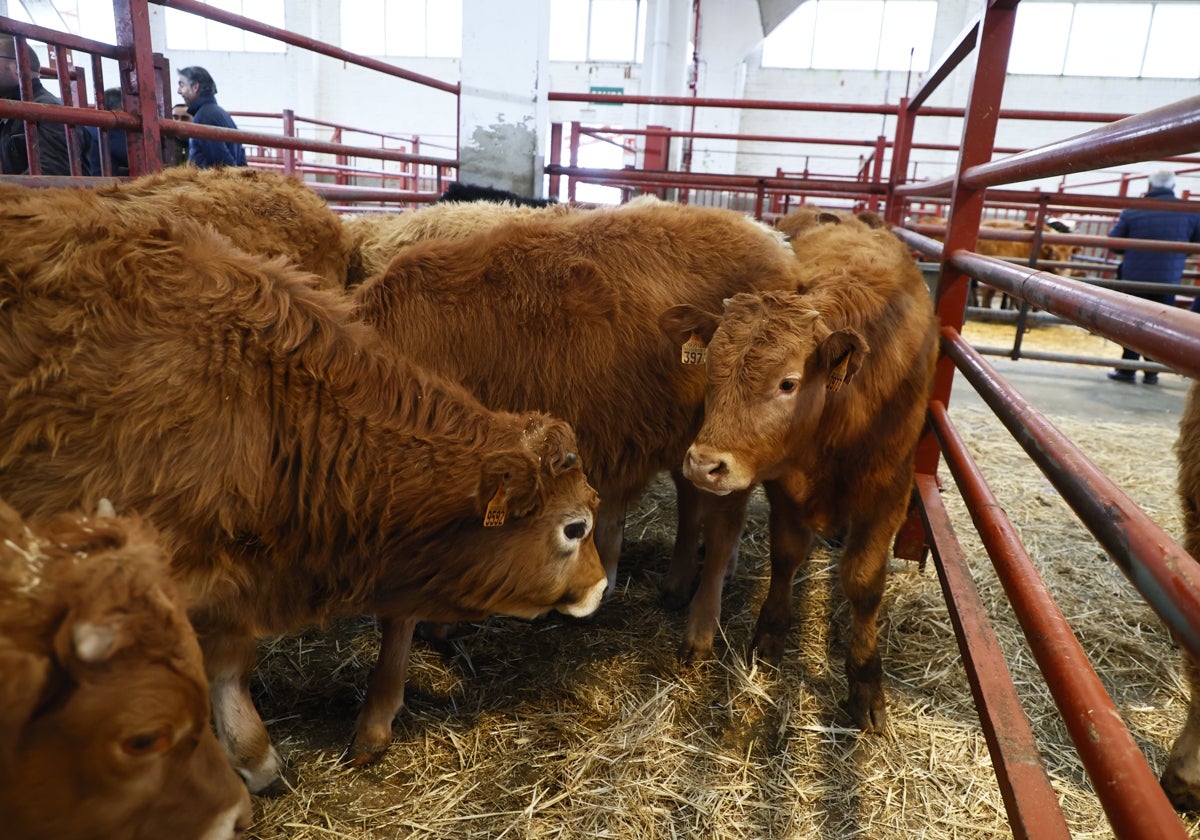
[843,690,887,733]
[677,637,715,663]
[1162,769,1200,813]
[750,631,787,664]
[345,726,393,767]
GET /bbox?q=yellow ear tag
[483,483,507,527]
[681,332,707,366]
[827,352,851,392]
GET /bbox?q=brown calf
[0,167,348,288]
[1163,381,1200,810]
[0,200,605,790]
[354,197,807,661]
[0,498,252,839]
[661,208,938,730]
[343,199,571,284]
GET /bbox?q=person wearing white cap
[1106,170,1200,384]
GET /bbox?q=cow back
[355,200,808,505]
[0,167,348,288]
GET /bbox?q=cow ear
[47,518,144,667]
[659,304,719,347]
[478,447,544,525]
[818,328,870,392]
[0,644,52,760]
[816,211,841,225]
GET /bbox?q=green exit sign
[589,86,624,105]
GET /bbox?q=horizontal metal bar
[941,327,1200,664]
[949,251,1200,377]
[926,401,1189,840]
[913,472,1070,840]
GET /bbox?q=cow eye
[564,520,588,541]
[778,378,798,393]
[121,728,172,757]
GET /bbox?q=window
[340,0,463,58]
[1009,2,1200,79]
[165,0,286,53]
[762,0,936,73]
[549,0,646,62]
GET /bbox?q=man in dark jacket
[1107,170,1200,384]
[176,65,247,168]
[0,35,96,176]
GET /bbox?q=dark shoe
[1143,372,1159,385]
[1107,370,1135,383]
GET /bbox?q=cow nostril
[564,520,587,541]
[708,460,728,478]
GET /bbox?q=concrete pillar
[641,0,692,171]
[690,0,764,174]
[458,0,549,198]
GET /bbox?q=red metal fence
[0,0,459,205]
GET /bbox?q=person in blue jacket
[1107,170,1200,384]
[176,66,246,169]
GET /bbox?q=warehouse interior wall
[20,0,1193,193]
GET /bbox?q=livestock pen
[3,2,1200,838]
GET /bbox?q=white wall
[147,0,1197,194]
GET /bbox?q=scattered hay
[962,318,1118,358]
[242,384,1199,839]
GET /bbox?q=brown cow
[910,215,1082,308]
[353,198,808,659]
[660,208,938,730]
[343,199,572,284]
[974,218,1083,307]
[0,167,349,288]
[0,498,252,839]
[0,200,605,791]
[1163,381,1200,810]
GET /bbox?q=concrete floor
[947,354,1190,432]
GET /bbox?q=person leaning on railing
[0,35,96,176]
[175,65,246,169]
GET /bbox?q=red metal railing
[892,2,1200,837]
[0,0,460,207]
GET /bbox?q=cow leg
[348,615,416,767]
[203,628,283,793]
[751,482,813,662]
[837,500,904,733]
[1162,652,1200,811]
[662,470,704,610]
[678,487,751,662]
[594,498,627,597]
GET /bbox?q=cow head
[660,291,869,495]
[448,415,605,622]
[0,500,252,840]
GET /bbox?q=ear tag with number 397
[681,332,707,366]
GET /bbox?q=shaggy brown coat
[1163,382,1200,810]
[0,498,252,840]
[0,167,349,288]
[354,198,809,657]
[661,209,938,730]
[0,200,604,790]
[343,200,572,284]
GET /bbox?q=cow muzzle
[683,445,752,495]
